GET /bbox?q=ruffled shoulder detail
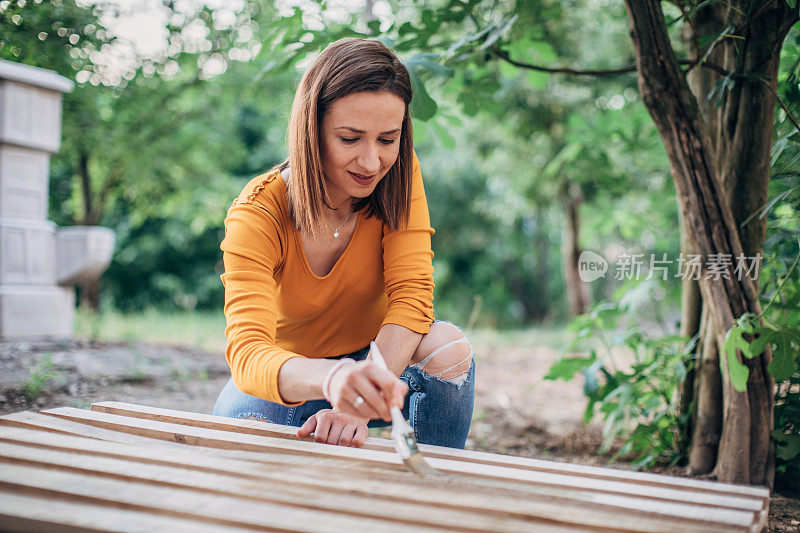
[231,169,282,208]
[246,171,278,202]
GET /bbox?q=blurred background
[1,0,798,505]
[4,0,698,336]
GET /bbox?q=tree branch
[664,0,700,54]
[490,45,729,78]
[760,77,800,138]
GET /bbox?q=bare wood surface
[29,406,762,529]
[91,401,769,500]
[0,489,258,532]
[0,425,750,533]
[0,404,768,532]
[47,407,763,512]
[0,461,455,533]
[0,441,560,533]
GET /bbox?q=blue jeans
[212,344,475,449]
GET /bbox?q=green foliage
[74,309,227,354]
[2,0,301,312]
[0,0,107,76]
[546,300,693,469]
[21,353,58,401]
[423,133,569,326]
[722,303,800,394]
[773,371,800,491]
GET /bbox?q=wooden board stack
[0,401,769,532]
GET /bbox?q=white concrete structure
[0,60,115,339]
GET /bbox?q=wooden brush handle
[368,341,389,370]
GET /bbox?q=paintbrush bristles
[404,453,443,476]
[369,341,441,477]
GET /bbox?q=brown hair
[277,37,414,239]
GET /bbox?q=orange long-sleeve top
[219,151,435,405]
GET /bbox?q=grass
[21,353,59,400]
[466,324,573,353]
[74,308,575,356]
[74,308,227,354]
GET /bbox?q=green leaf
[527,70,549,89]
[408,67,437,121]
[545,355,596,381]
[723,326,751,392]
[404,53,453,79]
[725,321,800,382]
[506,38,557,63]
[498,60,518,79]
[771,430,800,461]
[708,74,735,108]
[583,360,603,396]
[765,328,800,381]
[457,92,479,116]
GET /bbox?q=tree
[623,0,798,485]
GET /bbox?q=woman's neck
[324,194,355,224]
[282,164,355,225]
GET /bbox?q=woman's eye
[339,137,396,145]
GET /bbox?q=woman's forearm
[276,324,423,404]
[372,323,424,375]
[277,357,339,404]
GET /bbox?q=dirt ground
[1,337,798,531]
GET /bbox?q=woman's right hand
[327,360,407,421]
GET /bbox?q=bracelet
[322,359,355,403]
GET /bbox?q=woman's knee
[212,377,283,422]
[409,320,474,385]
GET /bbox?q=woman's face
[320,91,405,208]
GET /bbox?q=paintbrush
[369,341,441,477]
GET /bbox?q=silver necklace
[323,210,353,238]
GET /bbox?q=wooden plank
[47,406,765,511]
[0,488,258,532]
[0,440,579,533]
[36,406,759,531]
[42,405,404,464]
[8,410,762,533]
[0,425,743,533]
[91,401,769,502]
[0,461,454,533]
[0,411,385,473]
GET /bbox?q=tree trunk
[622,0,797,485]
[534,210,551,321]
[561,180,589,317]
[677,202,702,454]
[78,150,93,225]
[689,306,724,473]
[80,280,101,311]
[708,1,794,488]
[680,2,725,473]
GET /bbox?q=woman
[212,37,475,449]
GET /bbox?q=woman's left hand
[297,408,369,447]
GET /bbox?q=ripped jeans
[212,344,475,449]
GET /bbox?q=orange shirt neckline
[276,171,365,281]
